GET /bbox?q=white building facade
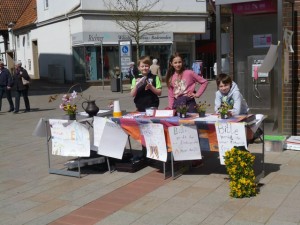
[21,0,208,82]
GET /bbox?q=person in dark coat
[0,61,14,112]
[13,61,31,113]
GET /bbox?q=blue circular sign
[122,46,129,54]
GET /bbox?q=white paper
[93,116,107,147]
[284,28,294,53]
[285,136,300,144]
[154,110,174,117]
[257,44,278,73]
[193,114,219,122]
[140,124,168,162]
[250,114,264,133]
[49,119,90,157]
[169,125,202,161]
[215,122,247,165]
[96,118,127,159]
[136,76,146,89]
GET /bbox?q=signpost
[119,40,132,93]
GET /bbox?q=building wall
[37,0,80,23]
[81,0,206,13]
[36,17,83,81]
[34,0,207,82]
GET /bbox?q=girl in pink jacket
[166,52,208,112]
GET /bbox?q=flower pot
[220,112,231,119]
[69,113,76,120]
[82,100,99,117]
[179,112,187,118]
[198,111,206,117]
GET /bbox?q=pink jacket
[168,70,208,109]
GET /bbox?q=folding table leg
[171,153,175,179]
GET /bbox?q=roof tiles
[0,0,36,30]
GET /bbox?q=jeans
[0,85,14,111]
[15,89,30,111]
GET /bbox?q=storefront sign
[72,32,173,46]
[232,0,277,15]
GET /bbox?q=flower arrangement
[176,104,188,118]
[60,90,78,115]
[176,104,188,114]
[48,84,90,116]
[218,102,232,118]
[195,101,210,113]
[224,146,257,198]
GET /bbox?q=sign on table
[93,117,127,159]
[168,125,202,161]
[139,123,167,162]
[215,122,247,165]
[49,119,90,157]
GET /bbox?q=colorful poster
[49,119,90,157]
[215,122,247,165]
[139,123,167,162]
[169,125,202,161]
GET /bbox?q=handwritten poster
[49,119,90,157]
[139,124,167,162]
[94,117,127,159]
[215,122,247,165]
[168,125,202,161]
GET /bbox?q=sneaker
[13,111,19,114]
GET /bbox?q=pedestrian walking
[0,61,14,112]
[13,61,31,113]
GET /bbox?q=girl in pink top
[166,52,208,112]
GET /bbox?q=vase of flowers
[176,104,188,118]
[224,146,257,198]
[195,101,210,117]
[60,90,78,120]
[49,84,99,119]
[218,102,232,119]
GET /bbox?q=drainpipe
[65,0,81,52]
[64,0,81,82]
[292,4,297,135]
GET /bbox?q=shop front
[72,32,174,82]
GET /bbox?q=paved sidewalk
[0,80,300,225]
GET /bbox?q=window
[44,0,49,10]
